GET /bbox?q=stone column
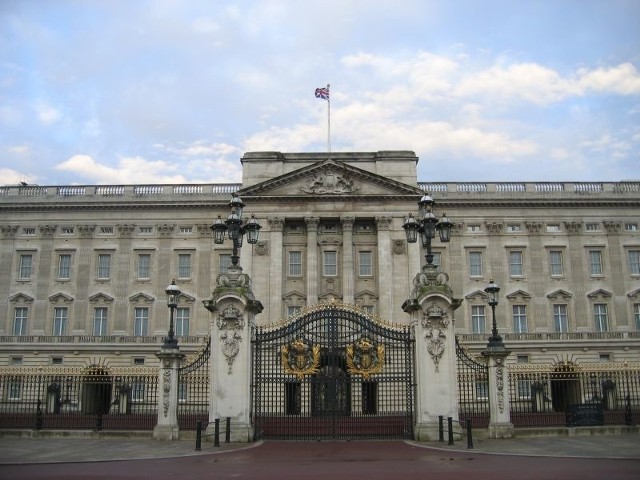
[204,267,263,442]
[305,217,319,305]
[481,347,514,438]
[341,216,355,304]
[403,263,462,440]
[268,217,284,320]
[376,216,392,320]
[154,347,185,440]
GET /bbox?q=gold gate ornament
[346,336,385,380]
[281,338,321,379]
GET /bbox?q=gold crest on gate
[281,338,320,379]
[346,336,385,380]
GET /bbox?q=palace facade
[1,151,639,370]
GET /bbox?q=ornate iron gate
[252,303,414,440]
[456,337,489,427]
[177,337,210,429]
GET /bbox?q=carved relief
[157,224,175,237]
[0,226,19,238]
[268,217,284,232]
[604,221,622,234]
[39,225,56,237]
[392,239,405,254]
[117,224,136,238]
[220,331,242,374]
[496,357,505,414]
[376,216,392,231]
[564,221,583,234]
[255,240,269,256]
[525,221,543,234]
[300,171,359,194]
[486,222,503,235]
[77,225,96,238]
[162,369,171,418]
[217,304,245,330]
[421,303,450,372]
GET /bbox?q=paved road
[1,439,639,480]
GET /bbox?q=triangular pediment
[547,289,573,301]
[465,290,488,301]
[239,159,423,199]
[628,288,640,299]
[587,288,613,299]
[49,292,74,303]
[89,292,114,303]
[9,293,35,304]
[129,292,155,303]
[506,289,532,301]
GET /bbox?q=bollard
[195,421,202,451]
[438,415,444,442]
[225,417,231,443]
[447,416,454,445]
[466,418,474,449]
[214,418,220,447]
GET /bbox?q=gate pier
[204,266,263,442]
[403,263,462,441]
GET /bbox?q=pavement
[0,432,639,464]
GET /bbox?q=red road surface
[2,441,639,480]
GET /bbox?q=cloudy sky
[1,0,639,186]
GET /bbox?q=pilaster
[154,347,185,440]
[305,217,319,305]
[481,347,514,438]
[341,216,355,304]
[376,216,392,320]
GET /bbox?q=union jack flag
[315,85,330,101]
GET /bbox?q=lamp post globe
[484,279,504,349]
[163,280,181,349]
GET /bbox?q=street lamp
[211,194,262,267]
[403,193,453,265]
[163,279,181,349]
[484,279,505,349]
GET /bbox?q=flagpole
[327,84,331,153]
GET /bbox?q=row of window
[17,252,233,282]
[14,247,640,283]
[467,249,640,278]
[466,222,639,233]
[470,303,640,334]
[11,306,190,337]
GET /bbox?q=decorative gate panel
[456,337,489,427]
[177,337,210,430]
[253,303,414,440]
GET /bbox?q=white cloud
[34,102,61,125]
[577,63,640,95]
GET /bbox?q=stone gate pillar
[482,347,514,438]
[203,266,263,442]
[154,347,185,440]
[403,263,462,441]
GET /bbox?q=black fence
[0,365,158,430]
[456,337,489,427]
[508,362,640,427]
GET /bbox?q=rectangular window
[625,223,638,231]
[469,251,483,277]
[57,254,72,279]
[134,307,149,336]
[19,254,32,279]
[585,223,600,232]
[219,254,232,274]
[517,379,532,399]
[509,251,523,276]
[97,254,111,279]
[589,250,603,276]
[471,305,486,333]
[323,251,337,276]
[8,381,22,401]
[546,224,561,232]
[13,307,28,335]
[512,305,527,333]
[629,250,640,275]
[288,251,302,276]
[139,226,153,235]
[178,382,188,403]
[432,252,442,272]
[137,253,151,279]
[179,226,193,234]
[554,304,569,332]
[594,303,609,332]
[287,306,301,317]
[475,380,488,401]
[178,253,192,279]
[358,251,372,277]
[131,383,145,402]
[93,307,108,336]
[549,251,564,276]
[175,308,190,336]
[635,304,640,331]
[53,307,68,336]
[507,224,521,232]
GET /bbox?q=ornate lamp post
[403,193,453,266]
[484,279,505,350]
[163,279,181,349]
[211,194,261,268]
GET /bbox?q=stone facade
[1,151,639,371]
